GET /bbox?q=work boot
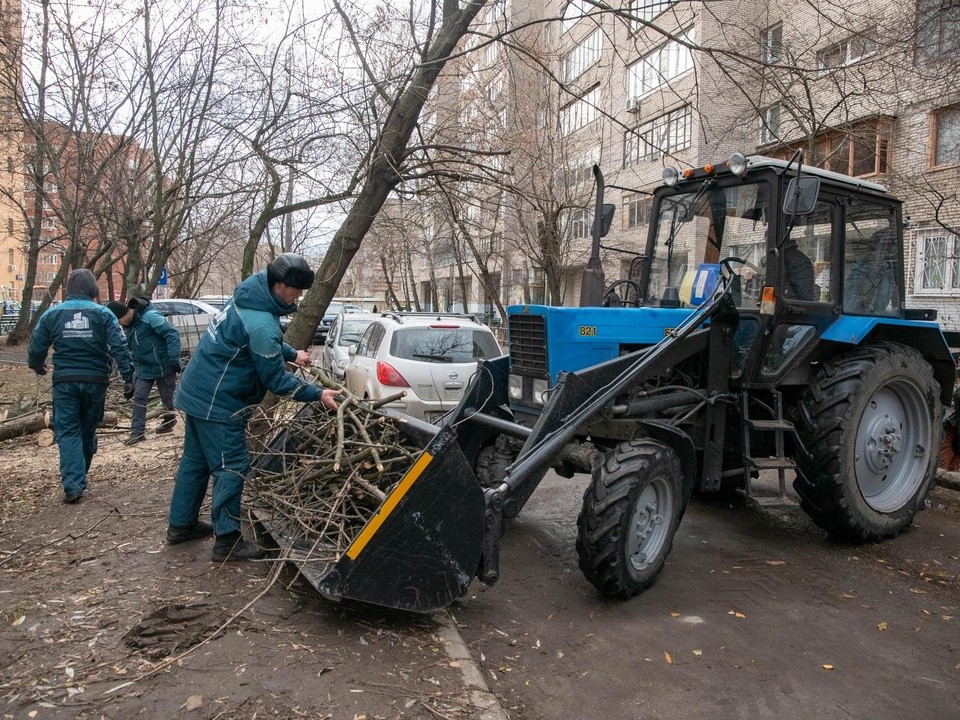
[166,521,213,545]
[211,531,266,562]
[63,490,84,504]
[123,433,146,446]
[155,413,177,435]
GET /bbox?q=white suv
[344,313,502,422]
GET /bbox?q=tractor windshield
[645,181,770,309]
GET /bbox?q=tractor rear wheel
[794,342,941,541]
[576,440,683,597]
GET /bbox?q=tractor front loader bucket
[254,412,486,613]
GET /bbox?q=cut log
[0,411,118,442]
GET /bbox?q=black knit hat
[106,301,128,319]
[66,268,99,299]
[266,253,314,290]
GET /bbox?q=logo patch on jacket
[63,312,92,337]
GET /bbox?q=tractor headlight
[532,378,549,405]
[662,166,679,186]
[728,152,747,176]
[508,374,523,401]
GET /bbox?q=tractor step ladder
[741,390,798,508]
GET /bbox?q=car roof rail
[384,311,480,324]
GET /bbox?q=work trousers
[130,372,176,435]
[52,382,107,497]
[169,415,248,536]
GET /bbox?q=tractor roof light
[728,152,748,176]
[663,166,679,186]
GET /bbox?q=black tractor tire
[576,440,683,598]
[794,342,941,542]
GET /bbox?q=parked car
[198,294,232,312]
[320,312,379,381]
[281,300,365,345]
[149,298,221,356]
[344,313,502,422]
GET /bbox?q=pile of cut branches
[247,391,421,563]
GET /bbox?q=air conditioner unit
[7,264,14,273]
[626,97,642,113]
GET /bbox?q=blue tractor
[265,153,953,612]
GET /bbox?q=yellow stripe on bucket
[345,451,434,561]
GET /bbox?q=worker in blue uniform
[28,269,134,504]
[107,297,182,444]
[167,253,338,561]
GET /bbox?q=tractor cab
[639,153,942,390]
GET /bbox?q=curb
[433,610,508,720]
[936,468,960,494]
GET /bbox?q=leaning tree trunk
[282,0,488,350]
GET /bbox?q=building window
[622,193,653,229]
[626,28,694,102]
[566,208,592,240]
[817,29,877,74]
[760,23,783,63]
[932,105,960,167]
[629,0,675,30]
[562,0,588,33]
[758,103,781,144]
[625,106,692,166]
[916,0,960,60]
[914,226,960,294]
[770,118,892,177]
[564,28,602,83]
[560,87,599,136]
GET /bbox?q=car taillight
[376,361,410,387]
[429,324,460,329]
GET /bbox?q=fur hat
[106,301,128,319]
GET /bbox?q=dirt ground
[0,362,481,720]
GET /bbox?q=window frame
[758,103,781,144]
[913,225,960,296]
[816,29,877,75]
[563,27,603,83]
[760,22,783,63]
[930,104,960,168]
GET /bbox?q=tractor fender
[821,317,955,403]
[632,419,698,511]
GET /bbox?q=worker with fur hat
[107,296,182,445]
[28,268,134,504]
[167,253,338,561]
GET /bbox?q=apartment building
[383,0,958,326]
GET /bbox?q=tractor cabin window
[843,203,900,315]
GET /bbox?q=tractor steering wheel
[718,256,761,278]
[601,279,643,307]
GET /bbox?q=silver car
[149,298,221,356]
[344,313,502,422]
[320,312,378,380]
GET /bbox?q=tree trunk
[0,410,118,442]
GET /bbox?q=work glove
[123,382,135,400]
[169,361,182,375]
[30,364,47,376]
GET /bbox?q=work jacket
[28,295,133,385]
[174,271,321,424]
[126,307,182,380]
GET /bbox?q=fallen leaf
[692,649,703,656]
[822,664,834,670]
[29,712,37,718]
[877,622,888,631]
[766,560,786,566]
[11,615,25,627]
[449,661,460,668]
[183,695,203,711]
[734,612,747,619]
[664,650,673,665]
[670,612,681,618]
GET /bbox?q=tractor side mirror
[783,176,820,215]
[597,203,615,237]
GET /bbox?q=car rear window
[390,327,500,363]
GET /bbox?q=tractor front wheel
[576,440,683,597]
[794,342,941,541]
